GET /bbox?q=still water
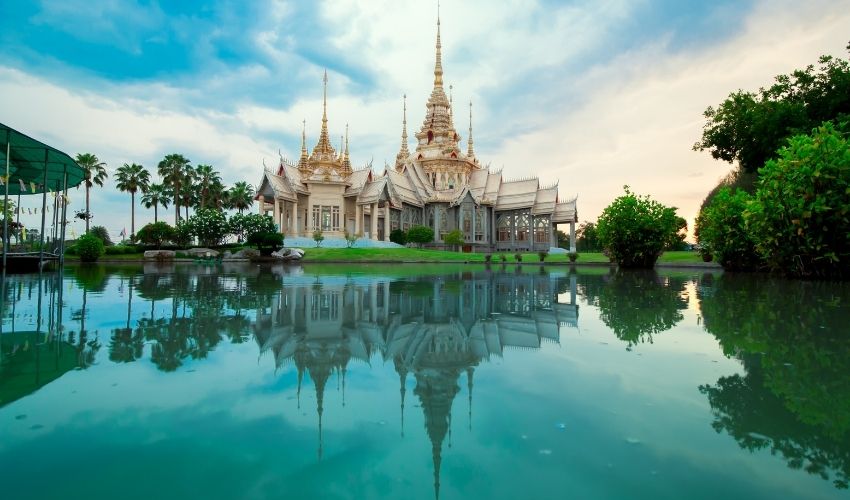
[0,263,848,500]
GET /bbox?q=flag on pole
[19,179,26,191]
[29,182,36,194]
[21,227,27,241]
[119,228,126,238]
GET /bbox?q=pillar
[305,197,312,233]
[471,206,477,246]
[258,199,264,214]
[383,206,390,242]
[569,221,576,252]
[355,204,362,235]
[370,203,378,240]
[550,221,557,249]
[292,200,299,236]
[434,205,441,242]
[273,199,281,232]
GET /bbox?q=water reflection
[697,274,850,489]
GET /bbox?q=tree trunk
[130,191,135,240]
[154,203,158,224]
[174,185,180,225]
[85,184,91,232]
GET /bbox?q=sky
[1,0,849,241]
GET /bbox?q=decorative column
[370,203,378,240]
[471,206,477,247]
[383,206,390,242]
[292,200,299,236]
[305,197,312,233]
[569,221,576,252]
[355,204,362,235]
[272,198,281,232]
[434,205,441,242]
[550,222,557,249]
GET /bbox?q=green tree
[312,229,324,247]
[406,225,434,248]
[157,153,192,226]
[194,164,221,210]
[88,225,113,246]
[390,228,407,245]
[226,181,255,213]
[575,221,600,251]
[745,123,850,279]
[228,213,275,242]
[186,208,228,247]
[115,162,151,239]
[134,221,175,248]
[696,187,761,271]
[597,186,682,268]
[141,183,171,224]
[74,153,108,232]
[76,233,104,262]
[694,47,850,175]
[444,229,464,251]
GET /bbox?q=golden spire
[467,101,475,158]
[338,135,344,162]
[449,84,453,117]
[342,123,352,174]
[434,2,443,88]
[312,69,336,159]
[298,119,309,169]
[396,94,410,168]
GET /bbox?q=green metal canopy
[0,122,86,195]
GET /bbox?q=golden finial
[434,1,443,88]
[467,101,474,157]
[345,123,350,157]
[322,69,328,123]
[397,94,410,167]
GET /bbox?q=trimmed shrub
[344,230,359,248]
[135,221,175,249]
[187,208,228,247]
[444,229,464,251]
[696,187,761,271]
[104,245,140,255]
[248,231,284,256]
[746,123,850,279]
[174,220,193,248]
[89,225,113,246]
[407,225,434,248]
[312,229,324,247]
[568,251,578,262]
[390,228,407,245]
[499,253,507,262]
[484,254,493,263]
[229,213,276,242]
[77,233,104,262]
[538,251,548,262]
[597,186,683,268]
[514,252,522,262]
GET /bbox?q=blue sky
[1,0,848,239]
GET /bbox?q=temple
[255,13,578,252]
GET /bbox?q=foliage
[568,251,578,262]
[444,229,464,250]
[247,231,284,255]
[194,164,222,210]
[390,228,407,245]
[76,233,105,262]
[344,230,359,248]
[88,225,113,246]
[597,270,688,349]
[694,48,850,174]
[75,153,108,231]
[134,221,175,248]
[499,253,507,262]
[141,183,171,223]
[406,225,434,248]
[576,221,600,251]
[173,220,193,248]
[745,123,850,279]
[184,208,228,247]
[538,251,548,262]
[104,245,141,255]
[665,216,689,251]
[157,153,192,225]
[514,252,522,262]
[226,181,255,213]
[696,187,761,271]
[229,213,276,243]
[597,186,683,268]
[312,229,324,247]
[484,254,493,263]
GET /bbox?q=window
[534,216,550,244]
[516,212,530,242]
[332,206,340,230]
[497,214,511,242]
[312,206,320,229]
[313,205,340,231]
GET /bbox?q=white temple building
[256,14,578,252]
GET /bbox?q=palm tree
[74,153,108,232]
[114,163,151,239]
[157,154,192,225]
[141,183,171,223]
[195,164,222,209]
[227,182,255,214]
[179,165,197,220]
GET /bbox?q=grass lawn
[76,248,707,265]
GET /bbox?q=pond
[0,263,848,499]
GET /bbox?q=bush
[514,252,522,262]
[104,245,140,255]
[187,208,228,247]
[444,229,464,251]
[484,254,493,263]
[248,231,284,256]
[568,251,578,262]
[77,233,104,262]
[174,220,193,248]
[597,186,683,268]
[499,253,507,262]
[344,230,359,248]
[696,187,761,271]
[89,225,113,246]
[407,225,434,248]
[538,251,548,262]
[390,228,407,245]
[229,213,276,242]
[134,221,175,249]
[745,123,850,279]
[312,229,324,247]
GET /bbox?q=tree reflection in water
[698,274,850,489]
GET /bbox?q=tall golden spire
[312,69,336,159]
[298,119,309,169]
[342,123,352,174]
[434,2,443,88]
[467,101,475,158]
[396,94,410,169]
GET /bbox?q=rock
[271,247,305,261]
[186,247,219,258]
[223,248,259,261]
[143,250,175,260]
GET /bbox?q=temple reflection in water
[253,268,579,498]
